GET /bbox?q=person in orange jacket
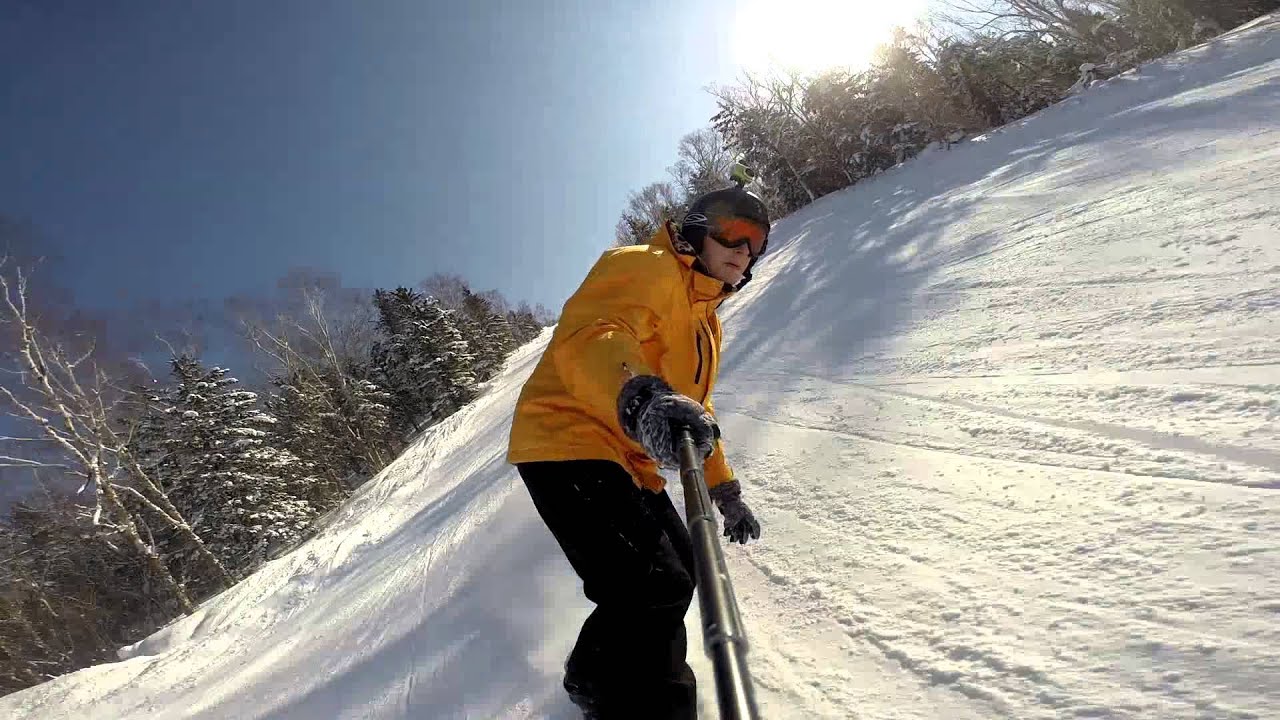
[508,182,767,719]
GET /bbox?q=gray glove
[617,375,718,469]
[708,480,760,545]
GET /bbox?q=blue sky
[1,0,745,313]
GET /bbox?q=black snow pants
[517,460,698,720]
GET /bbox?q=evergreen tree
[263,373,335,505]
[325,360,398,477]
[265,362,396,503]
[412,295,478,422]
[373,287,431,431]
[372,288,477,432]
[144,356,316,581]
[460,288,517,383]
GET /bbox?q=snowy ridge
[4,14,1279,720]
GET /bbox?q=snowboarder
[508,180,768,719]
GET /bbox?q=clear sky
[0,0,926,314]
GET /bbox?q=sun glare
[733,0,930,74]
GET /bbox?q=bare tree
[419,273,472,311]
[239,284,395,479]
[0,259,235,615]
[613,181,684,246]
[0,495,127,694]
[228,268,380,378]
[938,0,1133,55]
[531,303,557,327]
[941,0,1089,38]
[478,289,510,317]
[668,128,736,200]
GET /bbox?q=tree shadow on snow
[720,176,989,383]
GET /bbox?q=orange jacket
[507,222,735,492]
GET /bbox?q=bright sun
[733,0,930,73]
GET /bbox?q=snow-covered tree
[372,288,477,432]
[409,296,477,423]
[337,372,397,469]
[934,32,1094,126]
[265,363,395,503]
[460,288,516,383]
[144,356,316,580]
[398,276,529,387]
[373,287,429,430]
[262,373,338,505]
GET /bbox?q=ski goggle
[706,216,769,258]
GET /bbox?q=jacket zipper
[701,315,715,402]
[693,331,705,386]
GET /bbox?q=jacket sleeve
[551,249,676,424]
[702,397,735,489]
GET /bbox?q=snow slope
[5,14,1279,720]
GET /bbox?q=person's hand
[709,480,761,545]
[617,375,718,468]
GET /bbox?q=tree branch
[0,455,69,469]
[110,483,184,529]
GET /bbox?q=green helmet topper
[729,160,755,188]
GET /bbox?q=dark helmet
[678,185,772,256]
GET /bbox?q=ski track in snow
[4,13,1280,720]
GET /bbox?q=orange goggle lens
[707,217,768,258]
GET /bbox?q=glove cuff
[617,375,673,443]
[707,479,742,507]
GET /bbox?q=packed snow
[4,14,1278,720]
